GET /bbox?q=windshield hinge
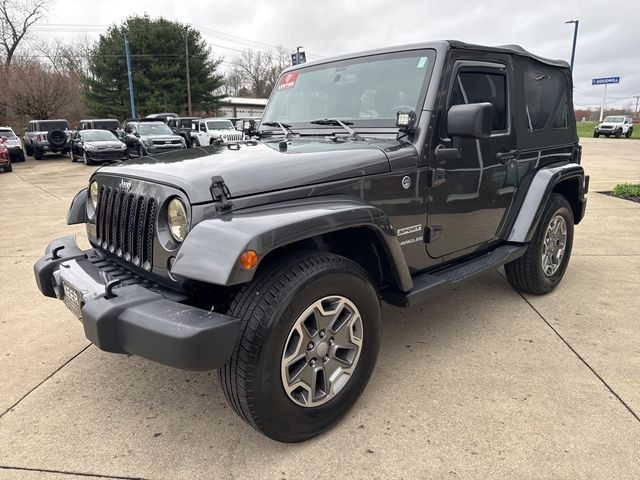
[209,176,233,213]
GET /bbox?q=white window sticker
[417,57,427,69]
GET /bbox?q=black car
[167,116,201,147]
[35,40,588,442]
[70,129,128,165]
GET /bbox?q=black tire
[615,131,621,139]
[219,252,382,442]
[505,193,574,295]
[25,144,33,156]
[3,164,12,172]
[593,132,599,138]
[33,148,44,160]
[137,145,145,157]
[70,149,76,162]
[83,152,91,165]
[625,128,633,138]
[47,129,67,149]
[17,150,25,162]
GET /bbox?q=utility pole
[124,33,136,118]
[185,26,192,116]
[565,20,579,72]
[599,83,608,122]
[634,96,640,116]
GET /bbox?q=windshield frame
[259,48,436,133]
[603,116,625,123]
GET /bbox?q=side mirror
[447,102,493,139]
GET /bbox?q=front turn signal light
[239,250,259,270]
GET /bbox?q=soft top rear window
[38,121,69,131]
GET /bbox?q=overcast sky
[33,0,640,111]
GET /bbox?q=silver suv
[23,119,71,160]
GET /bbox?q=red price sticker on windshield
[279,71,298,90]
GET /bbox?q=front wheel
[593,132,599,138]
[505,193,574,295]
[219,252,381,442]
[83,152,91,165]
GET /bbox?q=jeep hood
[96,139,395,203]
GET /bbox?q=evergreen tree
[85,16,224,118]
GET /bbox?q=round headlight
[167,198,188,242]
[89,181,99,209]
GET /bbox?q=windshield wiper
[261,121,294,137]
[309,118,360,139]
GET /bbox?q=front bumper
[33,235,241,370]
[85,150,128,162]
[146,144,184,154]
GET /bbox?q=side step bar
[382,244,527,308]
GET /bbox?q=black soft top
[282,40,569,73]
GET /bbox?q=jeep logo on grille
[118,179,132,191]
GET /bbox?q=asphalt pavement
[0,137,638,479]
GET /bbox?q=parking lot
[0,137,638,479]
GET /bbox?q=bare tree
[228,47,289,98]
[0,0,50,66]
[35,35,94,77]
[1,62,84,120]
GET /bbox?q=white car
[594,116,634,138]
[191,118,243,146]
[0,126,25,161]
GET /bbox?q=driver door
[426,57,519,259]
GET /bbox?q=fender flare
[67,188,88,225]
[508,163,587,243]
[171,196,413,291]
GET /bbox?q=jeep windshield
[260,50,434,133]
[603,116,625,123]
[139,123,174,136]
[38,121,69,131]
[93,120,119,130]
[207,120,234,130]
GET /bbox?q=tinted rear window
[0,129,16,138]
[38,121,69,131]
[92,120,119,130]
[524,69,569,131]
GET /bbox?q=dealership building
[217,97,268,118]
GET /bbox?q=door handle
[496,149,519,165]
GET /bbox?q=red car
[0,136,12,172]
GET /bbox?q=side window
[524,68,569,131]
[451,71,508,132]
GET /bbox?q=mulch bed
[599,191,640,204]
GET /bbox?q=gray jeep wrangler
[23,119,72,160]
[34,40,588,442]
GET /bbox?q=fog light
[239,250,259,270]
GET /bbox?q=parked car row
[0,113,261,170]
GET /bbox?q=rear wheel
[25,145,33,156]
[33,148,43,160]
[505,193,574,295]
[3,164,12,172]
[219,252,381,442]
[625,128,633,138]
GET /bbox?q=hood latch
[209,176,233,213]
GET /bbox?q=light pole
[565,20,579,71]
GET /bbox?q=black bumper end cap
[34,235,85,298]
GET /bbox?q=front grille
[152,139,182,145]
[223,133,242,142]
[96,186,157,271]
[90,150,125,160]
